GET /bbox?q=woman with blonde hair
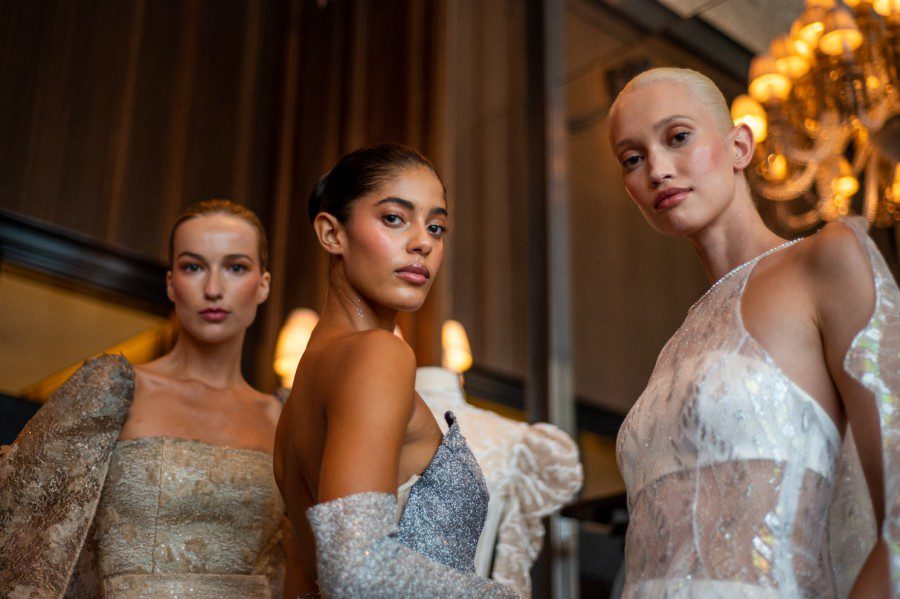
[1,199,301,597]
[609,67,898,597]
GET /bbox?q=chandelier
[730,0,900,230]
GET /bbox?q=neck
[687,184,785,283]
[155,329,249,389]
[318,264,398,334]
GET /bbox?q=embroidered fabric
[0,355,288,598]
[616,218,899,597]
[415,367,583,598]
[307,492,519,598]
[92,437,286,598]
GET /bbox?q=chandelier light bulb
[731,95,768,142]
[770,35,811,79]
[831,157,860,197]
[818,8,864,55]
[766,153,789,180]
[792,4,830,49]
[872,0,900,15]
[748,56,793,103]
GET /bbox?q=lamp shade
[731,94,768,142]
[749,55,792,103]
[274,308,319,387]
[441,319,472,373]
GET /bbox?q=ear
[166,270,175,303]
[730,123,755,170]
[256,271,272,305]
[313,212,346,256]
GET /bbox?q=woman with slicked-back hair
[0,199,303,598]
[608,67,898,597]
[274,143,519,598]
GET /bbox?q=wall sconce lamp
[274,308,319,388]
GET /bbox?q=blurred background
[1,1,898,597]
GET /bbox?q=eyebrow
[375,196,448,218]
[613,114,694,152]
[176,252,254,263]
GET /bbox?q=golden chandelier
[730,0,900,230]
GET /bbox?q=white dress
[616,219,899,598]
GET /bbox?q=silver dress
[308,411,520,597]
[616,218,900,598]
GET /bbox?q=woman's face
[341,166,447,312]
[609,81,743,237]
[168,213,270,344]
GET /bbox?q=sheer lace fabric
[617,219,899,597]
[416,367,583,598]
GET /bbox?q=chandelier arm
[782,125,852,165]
[852,141,872,176]
[776,202,821,233]
[863,155,880,224]
[756,161,820,201]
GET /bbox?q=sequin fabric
[416,368,583,598]
[396,411,488,572]
[841,218,900,596]
[617,218,900,598]
[307,411,520,598]
[92,437,286,597]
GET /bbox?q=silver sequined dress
[616,219,900,598]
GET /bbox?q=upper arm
[317,331,417,503]
[809,222,884,521]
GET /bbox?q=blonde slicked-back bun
[609,67,734,134]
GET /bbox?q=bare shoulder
[324,329,417,415]
[800,221,876,334]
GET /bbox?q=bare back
[273,327,442,583]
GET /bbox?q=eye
[382,213,405,226]
[180,262,202,273]
[670,130,691,145]
[427,224,448,237]
[622,155,643,170]
[228,263,248,273]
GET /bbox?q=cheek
[687,139,727,177]
[231,276,263,306]
[170,275,198,304]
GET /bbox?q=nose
[203,270,223,301]
[647,149,675,189]
[407,222,434,256]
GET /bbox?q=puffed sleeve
[839,217,900,596]
[0,354,134,598]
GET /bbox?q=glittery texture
[307,412,519,598]
[841,217,900,597]
[397,412,488,572]
[416,373,583,598]
[0,355,288,598]
[615,227,894,598]
[0,355,134,598]
[93,437,286,598]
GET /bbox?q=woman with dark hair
[608,68,898,597]
[0,199,299,597]
[274,143,519,598]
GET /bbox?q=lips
[200,307,230,322]
[654,187,691,210]
[395,263,430,285]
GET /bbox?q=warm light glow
[441,320,472,373]
[731,95,768,142]
[792,4,829,48]
[832,157,860,197]
[749,56,792,103]
[818,8,863,55]
[766,153,789,180]
[771,36,811,79]
[274,308,319,388]
[873,0,900,15]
